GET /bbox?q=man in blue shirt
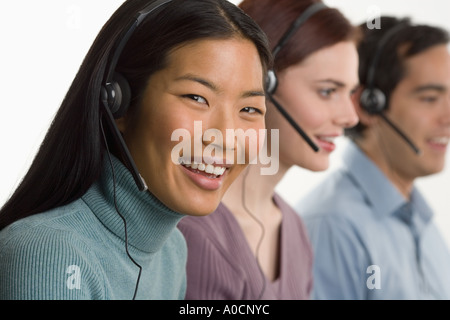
[297,16,450,299]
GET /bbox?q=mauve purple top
[178,193,313,300]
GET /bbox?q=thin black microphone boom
[266,2,326,153]
[100,96,149,191]
[379,112,421,155]
[268,93,319,152]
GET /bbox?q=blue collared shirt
[297,141,450,299]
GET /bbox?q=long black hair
[0,0,272,230]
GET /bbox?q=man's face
[379,44,450,179]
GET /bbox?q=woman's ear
[352,86,380,128]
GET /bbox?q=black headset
[359,23,408,114]
[100,0,172,191]
[98,0,173,300]
[359,22,421,154]
[100,0,173,192]
[101,0,173,118]
[265,2,327,152]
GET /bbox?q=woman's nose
[334,96,359,128]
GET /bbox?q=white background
[1,0,449,245]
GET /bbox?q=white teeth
[205,164,214,174]
[180,159,226,176]
[318,136,336,143]
[213,166,224,175]
[430,137,449,145]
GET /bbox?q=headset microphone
[378,113,421,154]
[268,94,319,152]
[266,2,327,152]
[359,22,421,155]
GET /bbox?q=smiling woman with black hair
[0,0,271,300]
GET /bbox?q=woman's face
[267,41,359,171]
[117,38,266,216]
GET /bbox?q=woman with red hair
[178,0,361,299]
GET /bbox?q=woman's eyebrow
[242,90,266,98]
[175,74,218,91]
[315,78,360,92]
[175,73,265,98]
[315,79,346,87]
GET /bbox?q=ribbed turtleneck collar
[82,154,184,253]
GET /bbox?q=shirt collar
[342,141,433,228]
[408,187,434,234]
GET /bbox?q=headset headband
[104,0,173,85]
[272,2,327,58]
[365,22,408,90]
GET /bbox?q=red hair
[239,0,361,73]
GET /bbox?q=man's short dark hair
[346,16,449,139]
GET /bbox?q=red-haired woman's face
[266,41,359,172]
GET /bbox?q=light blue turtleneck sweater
[0,155,187,300]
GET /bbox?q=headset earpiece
[359,87,386,115]
[360,23,410,116]
[102,72,131,119]
[266,69,278,95]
